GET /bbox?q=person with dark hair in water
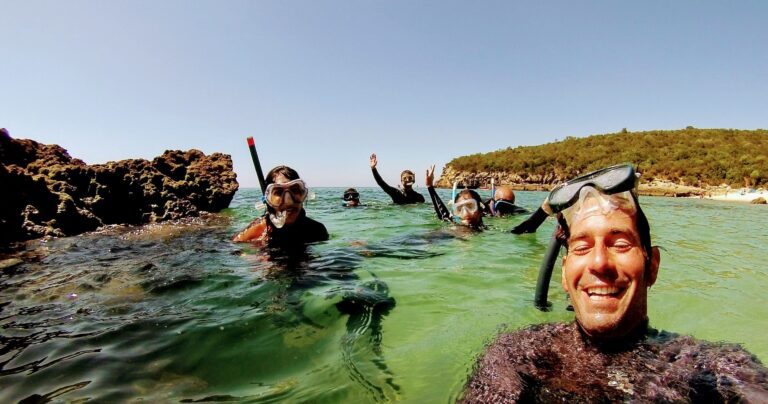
[233,165,328,245]
[369,153,425,204]
[425,165,484,230]
[462,164,768,403]
[342,188,361,207]
[483,185,528,216]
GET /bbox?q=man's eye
[571,244,591,254]
[612,241,633,251]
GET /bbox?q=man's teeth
[587,287,620,296]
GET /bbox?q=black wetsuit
[371,167,425,204]
[427,186,453,221]
[483,198,529,216]
[267,209,328,246]
[462,322,768,403]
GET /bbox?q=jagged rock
[751,197,767,204]
[0,129,239,243]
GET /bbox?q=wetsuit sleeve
[428,186,451,221]
[371,167,403,203]
[510,206,548,234]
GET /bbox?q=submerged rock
[751,197,767,204]
[0,128,239,243]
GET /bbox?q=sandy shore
[700,190,767,203]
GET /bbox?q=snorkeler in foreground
[462,164,768,402]
[232,166,328,245]
[426,165,484,230]
[483,185,528,216]
[369,153,425,204]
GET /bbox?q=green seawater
[1,187,766,402]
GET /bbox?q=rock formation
[435,165,554,191]
[0,129,239,244]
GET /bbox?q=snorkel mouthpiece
[269,210,288,228]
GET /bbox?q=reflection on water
[1,188,767,402]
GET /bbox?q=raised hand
[426,164,435,187]
[369,153,377,169]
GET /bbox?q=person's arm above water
[370,153,403,203]
[232,216,268,242]
[426,165,451,221]
[510,198,552,234]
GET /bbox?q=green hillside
[447,128,768,187]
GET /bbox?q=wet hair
[265,165,300,186]
[557,192,652,258]
[400,170,415,178]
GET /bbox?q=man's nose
[588,242,613,274]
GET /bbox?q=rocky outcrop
[435,165,560,191]
[0,129,239,244]
[435,165,709,197]
[751,197,767,204]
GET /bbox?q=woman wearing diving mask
[425,165,485,230]
[232,166,328,245]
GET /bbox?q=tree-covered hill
[445,128,768,187]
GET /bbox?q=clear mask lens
[343,192,359,201]
[264,179,308,208]
[453,199,479,217]
[561,186,637,225]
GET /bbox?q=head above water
[264,165,306,227]
[343,187,360,206]
[557,186,659,341]
[400,170,416,188]
[494,186,515,204]
[453,189,484,227]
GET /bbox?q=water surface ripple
[1,188,766,402]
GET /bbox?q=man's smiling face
[561,208,659,340]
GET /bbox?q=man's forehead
[568,210,640,239]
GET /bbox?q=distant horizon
[5,124,767,187]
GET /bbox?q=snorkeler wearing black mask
[483,185,528,216]
[342,188,361,207]
[369,153,425,204]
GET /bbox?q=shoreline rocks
[0,129,239,244]
[434,165,741,198]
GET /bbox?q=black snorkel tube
[512,205,561,311]
[247,137,267,193]
[534,229,562,310]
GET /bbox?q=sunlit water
[1,188,766,402]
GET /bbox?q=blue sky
[2,1,766,188]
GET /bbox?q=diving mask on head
[547,164,637,214]
[264,179,308,209]
[561,186,637,225]
[453,198,479,217]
